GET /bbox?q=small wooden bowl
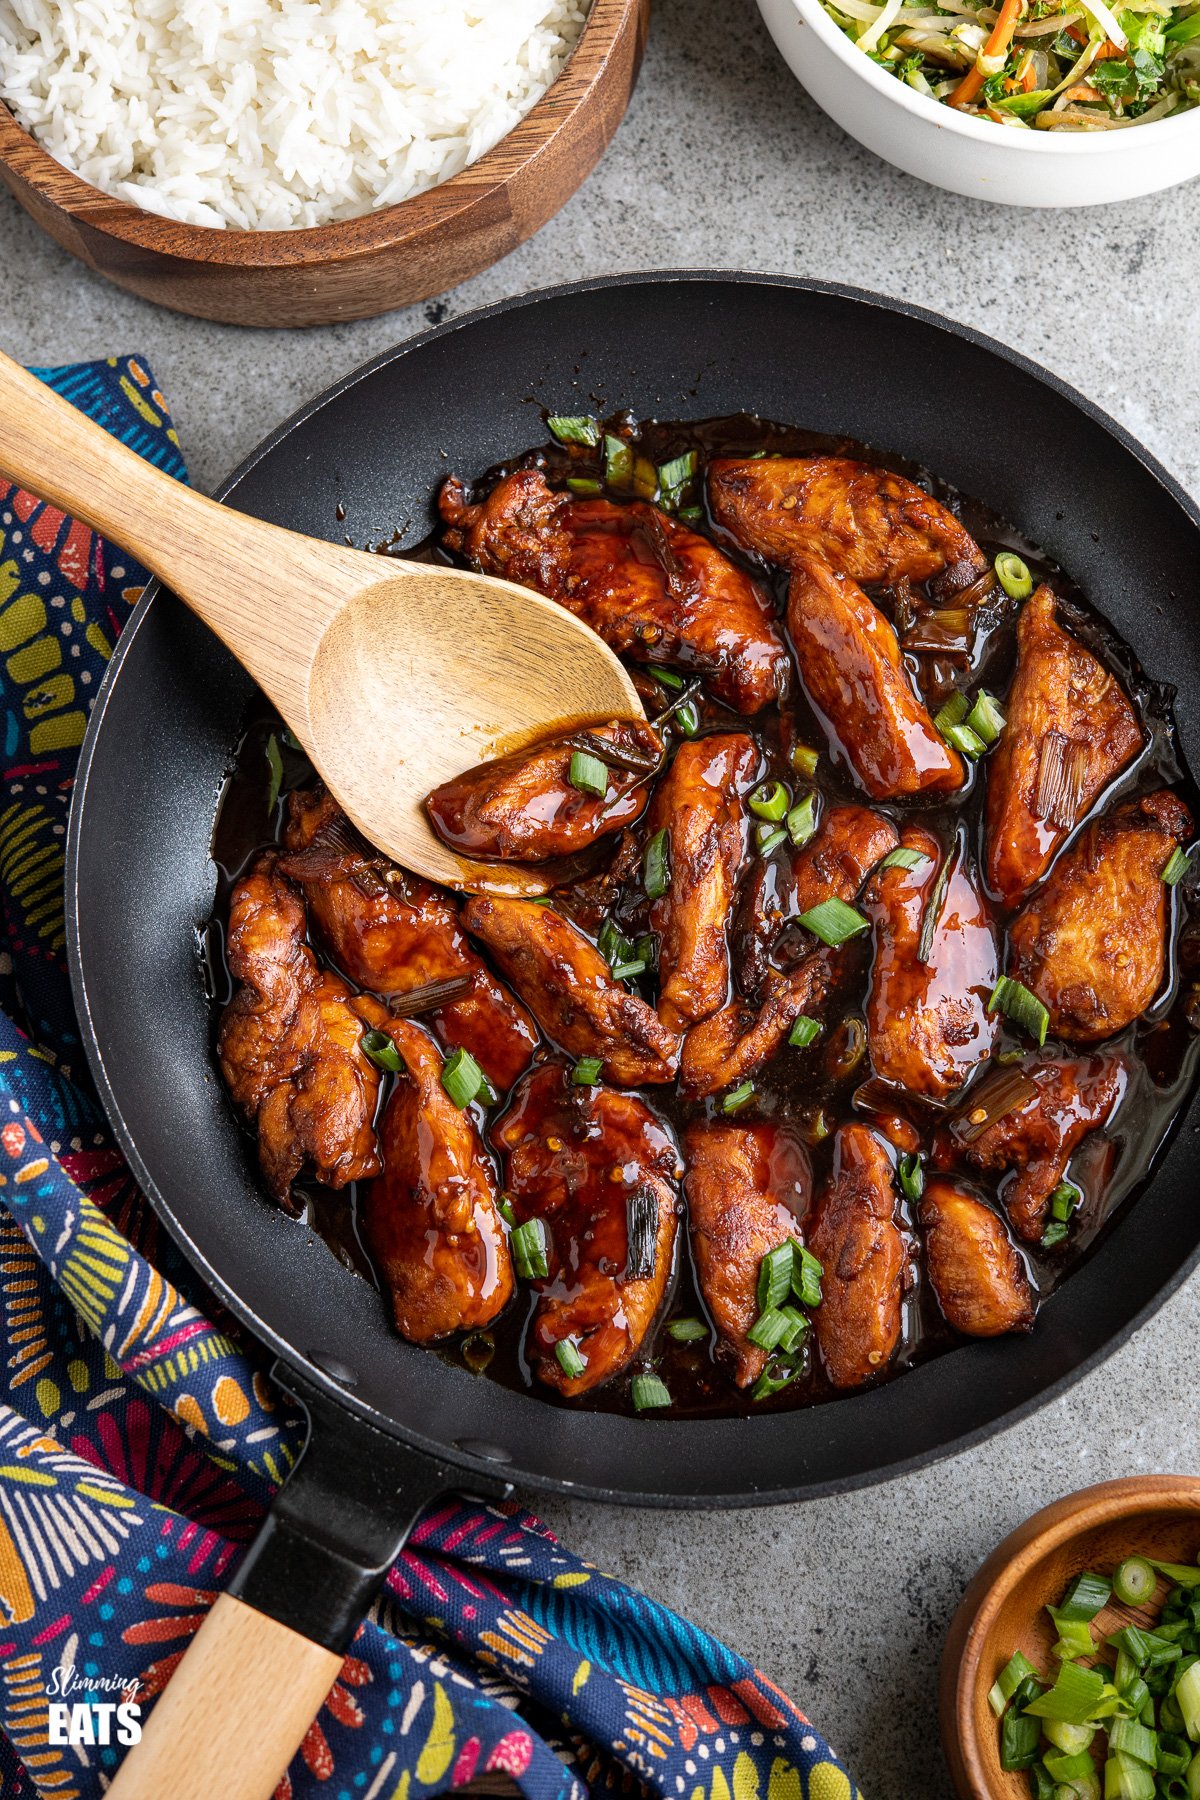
[941,1476,1200,1800]
[0,0,648,328]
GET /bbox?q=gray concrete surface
[2,1,1197,1793]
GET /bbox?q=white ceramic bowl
[758,0,1200,205]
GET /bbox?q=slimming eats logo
[45,1666,142,1747]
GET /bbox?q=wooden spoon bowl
[941,1475,1200,1800]
[0,0,649,327]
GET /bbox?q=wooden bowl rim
[0,0,643,266]
[942,1474,1200,1800]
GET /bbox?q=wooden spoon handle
[105,1592,342,1800]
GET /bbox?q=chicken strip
[786,560,964,799]
[933,1053,1127,1241]
[218,854,381,1210]
[461,895,679,1085]
[280,786,538,1090]
[647,733,761,1032]
[440,469,790,713]
[809,1123,905,1390]
[494,1063,680,1395]
[361,1016,513,1343]
[861,826,998,1100]
[708,456,988,597]
[683,1122,812,1388]
[679,957,829,1099]
[425,718,663,862]
[735,803,898,998]
[985,585,1144,910]
[920,1179,1035,1337]
[1008,791,1191,1044]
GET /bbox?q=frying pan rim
[64,270,1200,1511]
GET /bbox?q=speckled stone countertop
[2,2,1197,1794]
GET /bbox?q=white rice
[0,0,591,231]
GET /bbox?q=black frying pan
[66,275,1200,1797]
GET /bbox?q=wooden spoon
[0,350,643,895]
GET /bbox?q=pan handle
[106,1367,507,1800]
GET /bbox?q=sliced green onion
[511,1217,550,1281]
[798,896,870,947]
[967,689,1007,746]
[1049,1609,1097,1661]
[722,1080,755,1115]
[1149,1560,1200,1588]
[477,1071,500,1107]
[790,744,820,777]
[1042,1221,1069,1248]
[631,1372,671,1412]
[756,823,788,855]
[1058,1572,1114,1622]
[749,1355,804,1401]
[1163,847,1193,887]
[996,551,1034,600]
[1158,1735,1192,1777]
[792,1242,823,1310]
[497,1194,517,1228]
[555,1337,586,1380]
[789,1015,821,1049]
[776,1305,809,1353]
[441,1045,485,1108]
[1001,1705,1044,1770]
[990,1650,1038,1717]
[604,433,633,486]
[989,975,1050,1048]
[1108,1625,1182,1668]
[757,1242,796,1312]
[1051,1181,1082,1222]
[572,1056,604,1086]
[1024,1661,1107,1723]
[935,691,970,734]
[569,749,608,796]
[1113,1558,1157,1608]
[1104,1751,1156,1800]
[898,1153,924,1202]
[1108,1718,1157,1767]
[943,719,988,760]
[787,792,818,847]
[1028,1763,1056,1800]
[657,450,699,507]
[749,780,790,821]
[1176,1660,1200,1740]
[1044,1723,1096,1756]
[647,662,684,690]
[746,1307,791,1351]
[667,1316,708,1343]
[675,700,701,738]
[678,505,704,524]
[548,414,599,447]
[644,828,671,899]
[361,1028,404,1074]
[1043,1749,1097,1784]
[918,851,953,966]
[878,845,931,873]
[567,477,603,497]
[611,957,649,982]
[265,733,284,813]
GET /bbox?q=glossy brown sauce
[205,413,1200,1417]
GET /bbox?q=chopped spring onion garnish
[787,792,818,847]
[1046,1608,1095,1661]
[604,433,633,487]
[1058,1571,1114,1623]
[750,1361,801,1402]
[792,1242,823,1310]
[935,690,969,734]
[777,1306,809,1353]
[953,1067,1039,1145]
[898,1153,924,1201]
[757,1241,796,1312]
[989,1651,1038,1718]
[1112,1558,1157,1608]
[943,719,987,760]
[567,477,603,497]
[1041,1222,1068,1249]
[1104,1752,1154,1799]
[678,506,704,524]
[611,957,649,982]
[572,1056,604,1086]
[989,975,1050,1048]
[511,1217,550,1281]
[790,743,820,777]
[797,896,870,947]
[879,845,931,875]
[675,700,701,738]
[995,552,1034,600]
[568,750,608,796]
[722,1080,755,1115]
[441,1045,487,1109]
[917,851,953,965]
[498,1194,517,1228]
[749,780,790,821]
[361,1028,404,1074]
[647,662,684,691]
[1163,847,1193,886]
[746,1307,791,1352]
[657,451,699,509]
[625,1187,658,1280]
[1050,1180,1082,1223]
[631,1372,671,1412]
[788,1015,821,1049]
[1025,1661,1108,1723]
[548,414,599,447]
[1000,1704,1043,1771]
[265,733,284,813]
[966,690,1006,747]
[755,823,788,856]
[668,1316,708,1343]
[555,1337,586,1380]
[644,828,671,900]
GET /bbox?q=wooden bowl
[0,0,648,328]
[941,1476,1200,1800]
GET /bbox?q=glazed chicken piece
[786,560,964,799]
[461,895,679,1085]
[735,803,898,998]
[708,455,988,597]
[494,1063,680,1395]
[646,733,761,1032]
[861,826,999,1100]
[1007,791,1191,1044]
[360,1015,513,1343]
[933,1053,1127,1241]
[683,1122,812,1388]
[425,718,663,862]
[280,786,538,1090]
[218,853,381,1210]
[439,469,790,714]
[679,957,829,1099]
[809,1123,906,1391]
[919,1179,1035,1337]
[985,585,1144,910]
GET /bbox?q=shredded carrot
[1065,21,1088,43]
[948,0,1025,107]
[1091,37,1127,56]
[1065,79,1104,98]
[1004,48,1038,89]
